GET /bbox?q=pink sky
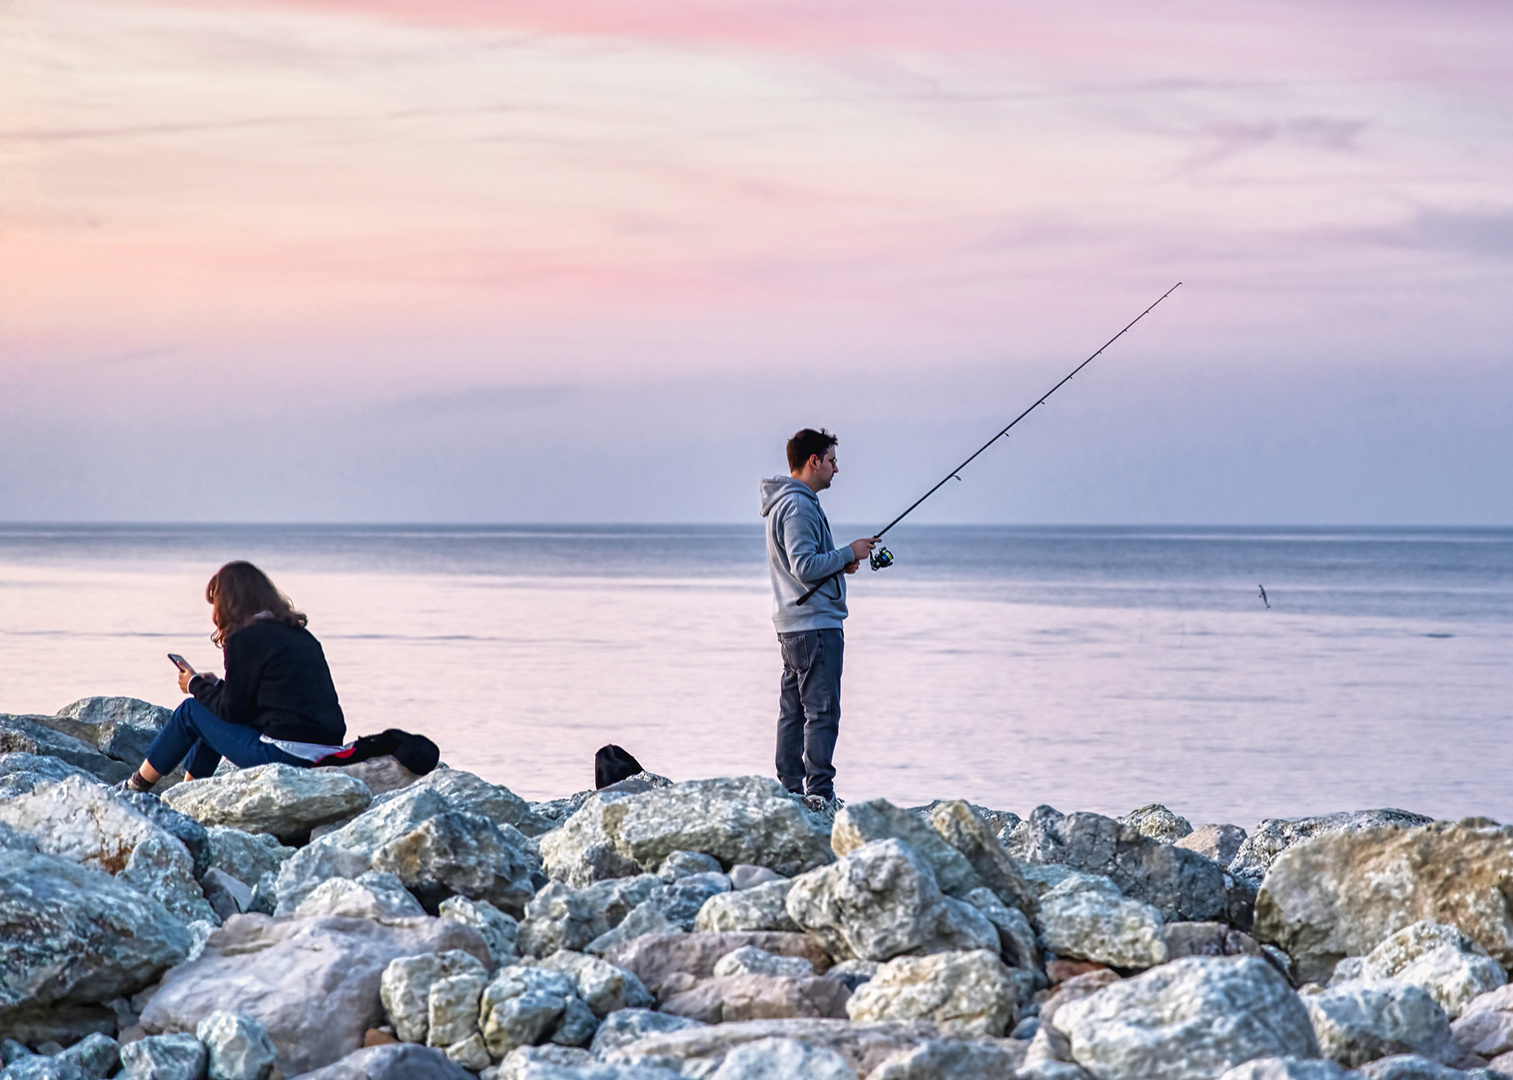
[4,0,1511,521]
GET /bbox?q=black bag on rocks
[595,744,643,789]
[315,728,440,776]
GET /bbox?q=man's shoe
[801,794,844,813]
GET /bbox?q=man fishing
[760,428,879,811]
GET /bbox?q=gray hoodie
[760,476,855,632]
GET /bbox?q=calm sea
[2,524,1509,828]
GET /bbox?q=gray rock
[926,801,1039,915]
[284,1043,473,1080]
[1351,921,1507,1019]
[0,850,191,1022]
[1006,806,1227,924]
[536,951,654,1017]
[1254,820,1513,984]
[1354,1054,1466,1079]
[1451,984,1513,1061]
[1302,980,1456,1068]
[163,766,372,842]
[0,716,132,783]
[540,778,833,887]
[379,950,489,1044]
[729,865,785,891]
[195,1012,277,1080]
[712,947,814,980]
[1229,810,1433,886]
[1120,805,1194,843]
[912,800,1022,842]
[825,959,882,992]
[0,775,215,924]
[370,769,544,836]
[658,852,724,881]
[962,887,1041,971]
[0,754,100,802]
[1053,956,1320,1080]
[54,1034,119,1080]
[866,1037,1028,1080]
[516,876,662,958]
[550,994,598,1048]
[603,1018,936,1077]
[708,1036,856,1080]
[657,972,851,1025]
[204,828,293,887]
[118,1034,208,1080]
[478,967,578,1058]
[428,969,489,1048]
[437,897,518,970]
[1176,824,1249,867]
[1015,1063,1094,1080]
[1,1040,34,1066]
[785,839,1000,962]
[603,931,832,999]
[48,698,170,763]
[369,812,538,916]
[832,801,980,898]
[1033,873,1167,969]
[696,879,798,933]
[318,758,420,799]
[118,794,212,879]
[290,872,426,921]
[1164,921,1266,961]
[140,913,488,1077]
[202,868,251,922]
[585,873,732,955]
[846,949,1019,1037]
[495,1045,593,1079]
[1216,1060,1351,1080]
[0,1057,90,1080]
[588,1009,706,1056]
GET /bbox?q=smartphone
[167,653,193,673]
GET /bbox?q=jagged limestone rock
[707,1036,856,1080]
[0,716,132,783]
[196,1011,277,1080]
[536,951,654,1017]
[712,946,815,980]
[437,896,518,970]
[164,765,371,841]
[54,1033,119,1080]
[866,1037,1028,1080]
[1350,920,1507,1019]
[927,800,1039,915]
[478,966,579,1058]
[1176,824,1249,867]
[291,871,426,921]
[832,800,980,898]
[380,950,489,1045]
[1033,872,1168,969]
[846,949,1019,1037]
[118,1035,207,1080]
[1302,980,1456,1068]
[1229,810,1434,886]
[588,1009,706,1056]
[369,812,537,916]
[1120,805,1194,844]
[48,698,170,763]
[516,875,662,958]
[696,879,799,933]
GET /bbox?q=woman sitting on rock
[122,560,347,792]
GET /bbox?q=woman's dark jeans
[146,698,309,778]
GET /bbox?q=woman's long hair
[207,561,307,647]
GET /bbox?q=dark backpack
[595,744,643,789]
[315,728,440,776]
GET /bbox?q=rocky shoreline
[4,698,1513,1080]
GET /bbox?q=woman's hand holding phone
[169,653,197,693]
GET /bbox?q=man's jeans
[776,627,844,799]
[146,698,309,779]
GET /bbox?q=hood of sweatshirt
[759,476,816,518]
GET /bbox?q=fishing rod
[796,282,1182,606]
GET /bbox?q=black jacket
[190,619,346,744]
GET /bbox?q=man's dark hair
[787,428,838,473]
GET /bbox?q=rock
[1039,969,1122,1029]
[540,778,833,886]
[832,801,980,898]
[1452,985,1513,1060]
[48,698,170,763]
[846,950,1019,1037]
[603,932,832,998]
[1164,921,1266,961]
[429,970,489,1048]
[961,887,1042,972]
[118,1034,208,1080]
[536,952,654,1017]
[369,812,537,916]
[785,839,1000,962]
[729,865,785,890]
[1034,872,1167,969]
[707,1036,857,1080]
[866,1037,1029,1080]
[195,1013,277,1080]
[1229,810,1434,886]
[0,776,215,924]
[379,949,488,1044]
[285,1043,473,1080]
[517,876,662,958]
[292,872,426,921]
[495,1045,593,1079]
[140,914,488,1076]
[118,794,213,879]
[438,897,518,970]
[588,1010,705,1056]
[0,715,133,783]
[1216,1060,1351,1080]
[926,801,1038,916]
[1349,921,1507,1019]
[370,769,544,836]
[1007,806,1227,923]
[912,800,1022,841]
[604,1018,936,1077]
[1013,1062,1093,1080]
[713,946,815,980]
[0,753,100,802]
[163,766,372,841]
[585,873,733,955]
[1053,956,1320,1080]
[658,852,724,881]
[204,828,293,887]
[1176,825,1249,867]
[659,972,851,1024]
[696,879,799,933]
[825,959,882,991]
[1120,805,1194,844]
[320,758,420,799]
[1353,1054,1466,1079]
[0,850,191,1024]
[477,966,580,1058]
[1254,820,1513,984]
[1303,980,1456,1068]
[55,1034,119,1080]
[0,1058,91,1080]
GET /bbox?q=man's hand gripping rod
[795,283,1182,606]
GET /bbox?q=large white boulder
[164,764,372,841]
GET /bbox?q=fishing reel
[869,546,894,571]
